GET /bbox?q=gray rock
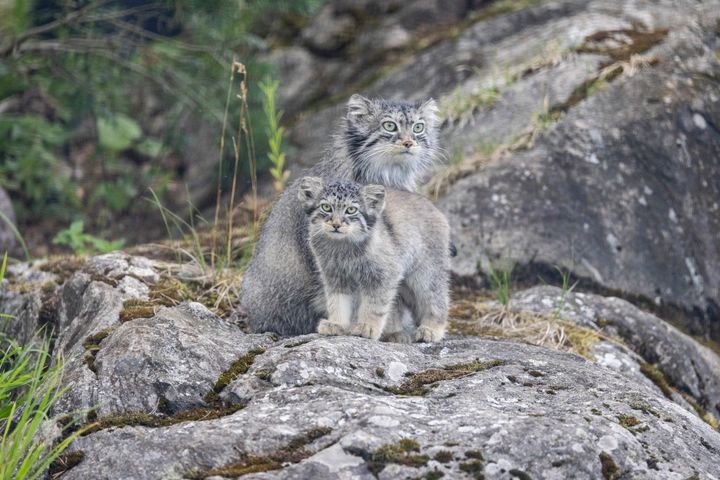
[3,254,720,478]
[440,14,720,339]
[63,336,720,480]
[275,0,720,340]
[92,302,274,415]
[0,187,17,254]
[510,286,720,417]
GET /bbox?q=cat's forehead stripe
[323,181,360,199]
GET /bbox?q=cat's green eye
[413,122,425,134]
[382,121,397,132]
[320,203,332,213]
[346,206,358,214]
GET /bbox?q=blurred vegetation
[0,0,321,253]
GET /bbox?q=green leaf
[97,114,142,152]
[136,137,164,157]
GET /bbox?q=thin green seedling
[538,266,579,319]
[0,212,30,262]
[487,263,514,307]
[552,267,578,320]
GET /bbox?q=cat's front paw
[317,319,348,336]
[350,322,382,340]
[382,331,413,344]
[414,325,445,343]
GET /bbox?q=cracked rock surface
[2,253,720,479]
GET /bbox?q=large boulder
[2,254,720,478]
[439,16,720,339]
[273,0,720,339]
[61,336,720,479]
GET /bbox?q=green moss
[434,450,453,463]
[599,452,619,480]
[83,404,243,436]
[386,359,504,396]
[283,339,311,348]
[424,469,445,480]
[81,330,111,351]
[576,28,668,62]
[465,450,484,460]
[591,408,602,415]
[254,370,272,381]
[528,370,544,377]
[369,439,430,475]
[509,469,533,480]
[48,450,85,476]
[82,329,114,374]
[639,363,718,430]
[148,275,235,318]
[119,298,156,322]
[680,392,720,431]
[629,402,658,417]
[38,255,86,282]
[191,427,332,479]
[204,348,266,404]
[639,362,674,398]
[459,459,484,478]
[617,414,641,429]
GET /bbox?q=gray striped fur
[240,95,441,335]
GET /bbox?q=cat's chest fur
[312,240,392,291]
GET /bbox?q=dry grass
[449,298,602,359]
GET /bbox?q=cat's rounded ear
[298,176,324,207]
[347,94,374,119]
[419,98,439,124]
[361,184,386,214]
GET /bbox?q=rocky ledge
[2,252,720,479]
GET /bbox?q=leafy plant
[259,77,289,192]
[0,1,323,246]
[52,220,125,255]
[0,333,82,480]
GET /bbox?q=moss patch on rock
[385,359,504,396]
[189,426,332,478]
[119,298,157,322]
[48,450,85,477]
[599,452,619,480]
[204,348,266,405]
[82,404,244,436]
[82,329,113,374]
[38,255,86,283]
[367,438,430,475]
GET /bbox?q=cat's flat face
[298,178,385,244]
[344,95,440,190]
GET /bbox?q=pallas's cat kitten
[299,177,450,343]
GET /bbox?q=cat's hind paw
[382,331,413,344]
[350,322,382,340]
[414,325,445,343]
